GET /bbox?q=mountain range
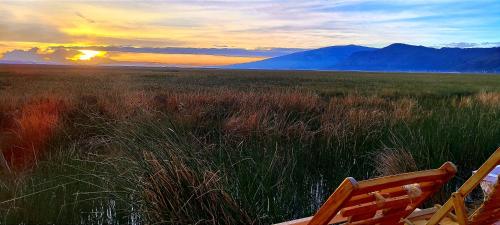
[227,43,500,73]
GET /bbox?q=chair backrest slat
[340,195,412,217]
[345,181,438,207]
[353,168,452,195]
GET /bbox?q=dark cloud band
[59,46,306,58]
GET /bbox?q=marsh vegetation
[0,65,499,224]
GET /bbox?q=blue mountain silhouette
[228,45,376,70]
[228,43,500,73]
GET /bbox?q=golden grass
[1,98,68,171]
[374,147,418,176]
[141,151,251,224]
[476,92,500,106]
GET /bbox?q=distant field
[1,64,500,224]
[2,64,500,96]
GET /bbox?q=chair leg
[451,193,468,225]
[434,204,459,223]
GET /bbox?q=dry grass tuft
[1,98,68,171]
[455,96,473,108]
[374,147,418,176]
[224,109,269,136]
[321,96,417,139]
[142,151,251,224]
[476,92,500,106]
[392,98,416,121]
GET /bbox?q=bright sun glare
[75,50,104,60]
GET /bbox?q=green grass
[0,64,499,224]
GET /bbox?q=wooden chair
[468,178,500,225]
[426,147,500,225]
[276,162,457,225]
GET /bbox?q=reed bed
[1,65,500,224]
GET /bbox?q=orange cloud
[0,47,114,65]
[0,46,265,66]
[109,52,265,66]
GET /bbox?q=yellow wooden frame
[426,147,500,225]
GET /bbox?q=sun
[72,50,106,61]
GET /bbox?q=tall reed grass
[1,66,500,224]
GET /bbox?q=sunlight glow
[73,50,105,61]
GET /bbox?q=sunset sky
[1,0,500,66]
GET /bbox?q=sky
[1,0,500,66]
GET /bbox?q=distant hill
[334,43,500,73]
[0,60,60,65]
[227,43,500,73]
[227,45,376,70]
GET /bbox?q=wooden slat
[273,214,348,225]
[406,207,439,222]
[349,212,377,223]
[347,210,410,225]
[341,195,411,217]
[353,162,456,195]
[451,193,467,225]
[345,181,438,207]
[394,186,443,224]
[307,177,358,225]
[425,199,455,225]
